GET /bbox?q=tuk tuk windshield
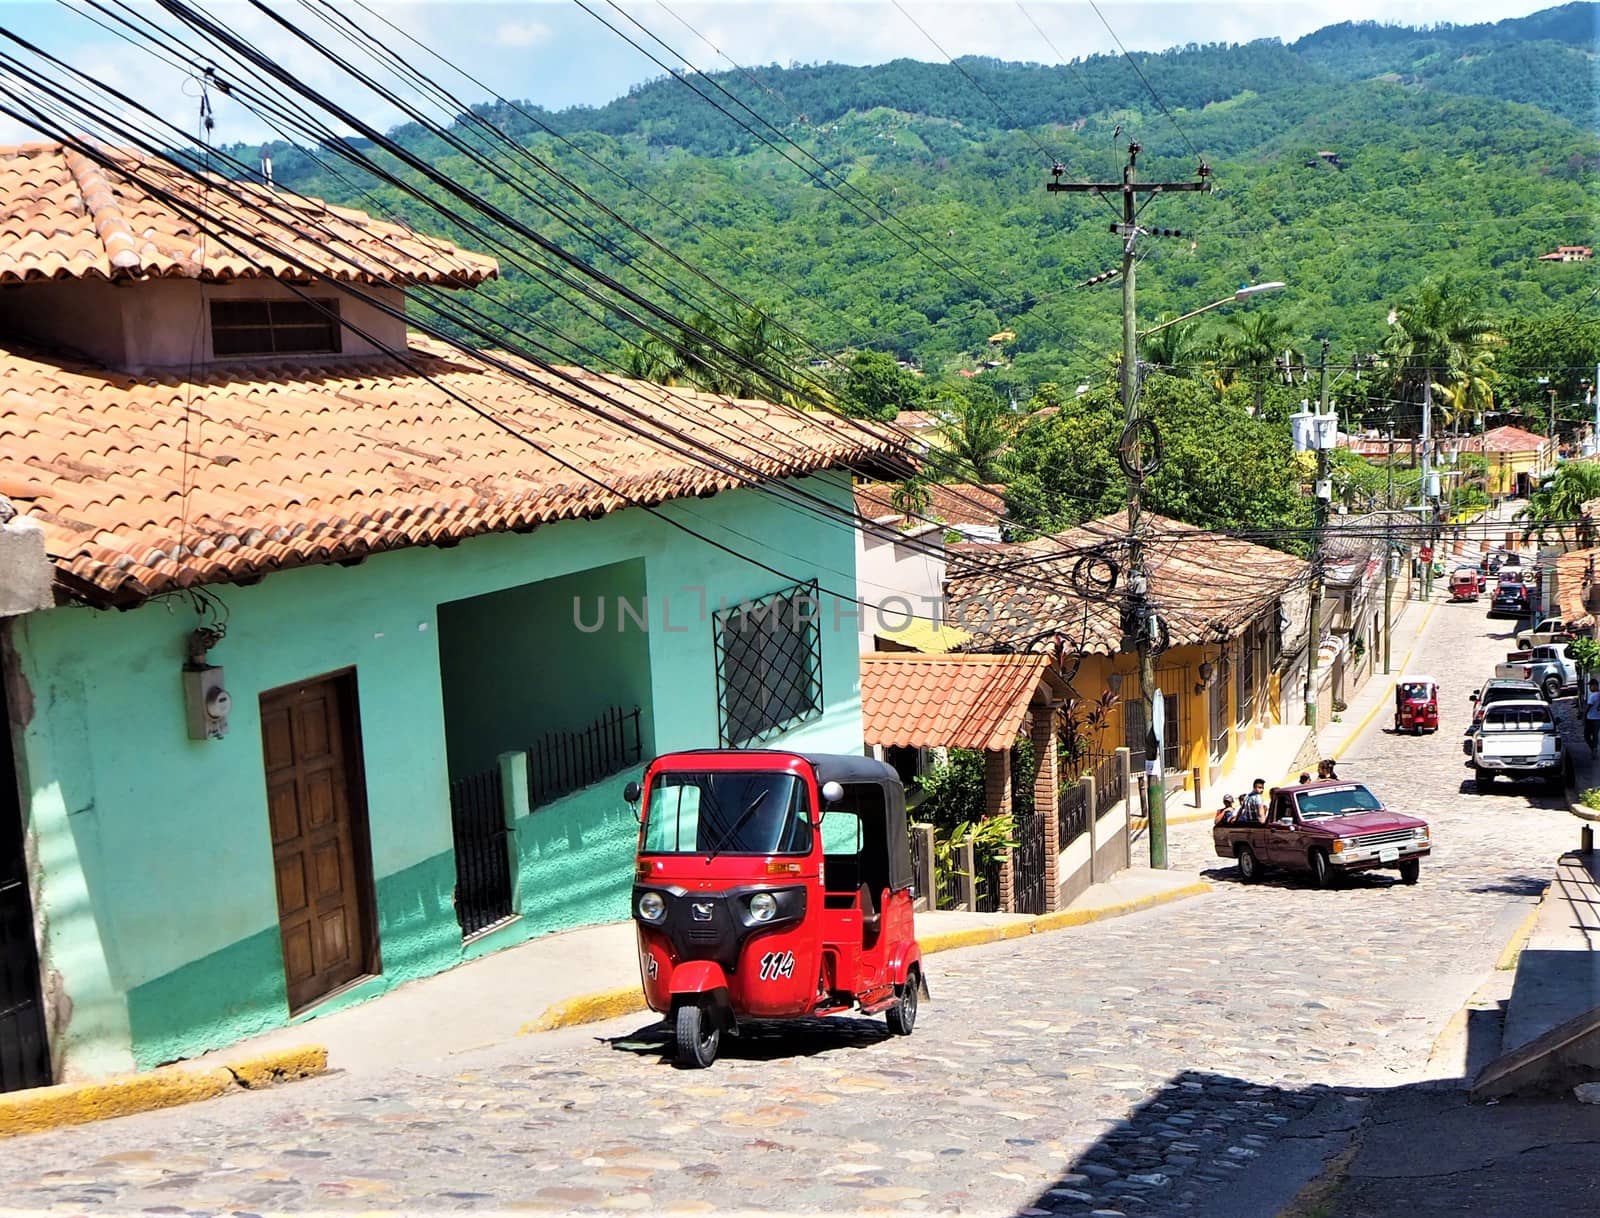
[1296,784,1384,820]
[641,770,813,856]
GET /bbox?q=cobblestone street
[1,595,1580,1216]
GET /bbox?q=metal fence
[449,766,513,938]
[527,705,642,809]
[1012,813,1047,915]
[1058,781,1090,850]
[975,854,1003,913]
[1095,752,1126,815]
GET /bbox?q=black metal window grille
[211,298,341,357]
[1209,673,1229,763]
[448,766,514,939]
[527,705,643,809]
[1,703,49,1093]
[713,580,823,747]
[1235,641,1256,730]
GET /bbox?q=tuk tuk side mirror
[820,780,844,806]
[623,780,642,821]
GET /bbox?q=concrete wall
[0,279,408,372]
[6,471,864,1078]
[854,519,946,652]
[436,559,654,779]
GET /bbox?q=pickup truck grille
[1351,828,1420,848]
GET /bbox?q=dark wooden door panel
[0,672,50,1092]
[260,673,375,1013]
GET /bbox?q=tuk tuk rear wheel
[675,1001,720,1068]
[887,968,919,1036]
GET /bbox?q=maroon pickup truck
[1212,780,1430,888]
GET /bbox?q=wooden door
[0,667,50,1093]
[260,672,376,1013]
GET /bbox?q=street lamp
[1138,281,1286,337]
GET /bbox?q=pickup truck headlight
[1330,840,1346,854]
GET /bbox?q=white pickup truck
[1515,617,1572,650]
[1494,643,1579,702]
[1472,699,1566,793]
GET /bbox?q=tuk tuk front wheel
[674,1000,721,1068]
[887,968,919,1036]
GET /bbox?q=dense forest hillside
[232,4,1598,414]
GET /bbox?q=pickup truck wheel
[1542,676,1562,702]
[1236,845,1261,883]
[1545,769,1566,795]
[1309,848,1335,889]
[1475,768,1494,793]
[1398,859,1420,885]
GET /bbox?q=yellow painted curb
[1332,597,1440,761]
[520,986,648,1035]
[1030,881,1212,933]
[917,919,1036,955]
[0,1045,326,1138]
[1496,888,1549,971]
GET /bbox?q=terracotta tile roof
[1,337,905,607]
[859,652,1063,750]
[1557,546,1600,628]
[946,511,1309,653]
[0,142,497,287]
[1463,425,1550,454]
[853,481,1007,528]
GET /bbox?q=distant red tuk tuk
[1394,676,1440,734]
[628,750,924,1067]
[1449,569,1481,601]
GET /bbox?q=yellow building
[946,511,1311,798]
[1461,425,1556,500]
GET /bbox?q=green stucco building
[0,141,900,1087]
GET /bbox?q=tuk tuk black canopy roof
[800,753,914,894]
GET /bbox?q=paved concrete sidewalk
[200,867,1205,1076]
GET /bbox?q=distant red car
[1213,780,1430,888]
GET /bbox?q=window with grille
[1209,673,1229,763]
[211,298,341,357]
[713,580,824,747]
[1235,642,1255,730]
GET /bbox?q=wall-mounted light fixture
[1107,672,1124,696]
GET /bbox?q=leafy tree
[834,350,927,421]
[1516,461,1600,547]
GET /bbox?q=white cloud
[495,19,553,48]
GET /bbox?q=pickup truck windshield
[1296,784,1384,820]
[642,771,813,855]
[1484,707,1553,731]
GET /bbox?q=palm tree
[1516,461,1600,547]
[1220,311,1301,417]
[935,385,1018,483]
[624,335,688,386]
[1382,277,1500,431]
[1140,319,1211,382]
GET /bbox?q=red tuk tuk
[628,750,924,1067]
[1449,569,1481,601]
[1394,676,1440,734]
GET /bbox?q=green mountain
[232,4,1598,407]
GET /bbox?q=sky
[0,0,1562,147]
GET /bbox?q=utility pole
[1384,428,1394,674]
[1304,339,1332,729]
[1421,374,1434,603]
[1048,145,1209,870]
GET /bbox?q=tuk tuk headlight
[637,891,666,923]
[748,891,778,923]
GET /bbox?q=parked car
[1494,643,1579,701]
[1516,616,1572,650]
[1465,677,1545,754]
[1212,780,1430,888]
[1488,582,1531,619]
[1471,699,1565,793]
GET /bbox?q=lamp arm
[1138,295,1232,338]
